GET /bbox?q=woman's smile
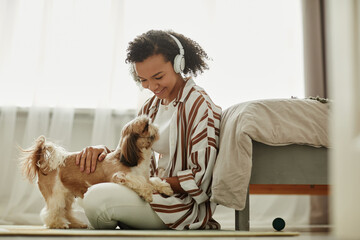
[154,88,165,96]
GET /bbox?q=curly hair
[125,30,210,82]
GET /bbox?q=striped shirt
[138,78,222,230]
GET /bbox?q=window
[0,0,304,110]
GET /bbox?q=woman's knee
[82,183,114,211]
[80,183,122,229]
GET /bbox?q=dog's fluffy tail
[19,135,47,183]
[20,136,69,183]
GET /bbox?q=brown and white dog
[20,115,173,229]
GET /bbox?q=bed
[211,98,329,231]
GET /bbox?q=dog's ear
[19,135,46,183]
[120,133,141,167]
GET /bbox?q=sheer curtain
[0,0,306,228]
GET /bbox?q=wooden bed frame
[235,141,329,231]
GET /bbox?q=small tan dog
[20,115,173,229]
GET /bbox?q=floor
[2,199,337,239]
[2,233,335,240]
[1,226,335,240]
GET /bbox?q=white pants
[79,182,168,230]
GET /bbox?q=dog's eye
[132,133,140,139]
[149,135,155,141]
[142,122,149,133]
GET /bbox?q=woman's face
[135,54,184,105]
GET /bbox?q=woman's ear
[120,133,140,167]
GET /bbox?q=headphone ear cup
[179,55,185,72]
[173,54,185,73]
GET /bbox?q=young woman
[77,30,222,230]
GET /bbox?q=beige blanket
[211,98,329,210]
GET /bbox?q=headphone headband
[168,34,184,56]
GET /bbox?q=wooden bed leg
[235,190,250,231]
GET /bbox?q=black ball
[272,217,285,231]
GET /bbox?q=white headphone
[168,34,185,74]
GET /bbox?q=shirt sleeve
[176,100,220,204]
[177,147,218,204]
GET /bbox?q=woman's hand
[75,145,110,174]
[162,176,187,194]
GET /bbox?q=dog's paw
[150,177,174,196]
[160,185,174,196]
[142,193,153,203]
[112,172,126,183]
[47,222,69,229]
[69,222,88,229]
